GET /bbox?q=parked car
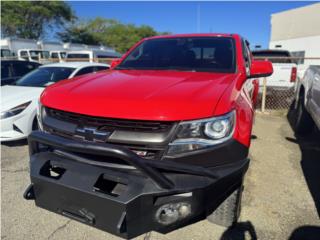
[252,49,297,92]
[293,65,320,134]
[1,60,41,86]
[66,50,122,62]
[23,34,272,239]
[1,62,110,142]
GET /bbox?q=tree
[1,1,75,39]
[58,18,170,53]
[58,17,118,45]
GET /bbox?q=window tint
[13,62,40,77]
[117,37,236,73]
[51,52,59,58]
[1,49,11,57]
[20,51,28,60]
[30,50,50,60]
[252,51,292,63]
[95,66,109,71]
[74,67,95,76]
[16,67,75,87]
[96,55,116,59]
[20,51,28,56]
[60,52,67,59]
[67,53,89,62]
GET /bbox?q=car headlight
[166,110,236,155]
[0,101,32,120]
[37,101,45,131]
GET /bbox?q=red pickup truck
[24,34,272,239]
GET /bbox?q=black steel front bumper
[24,131,249,239]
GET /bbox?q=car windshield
[116,37,236,73]
[15,67,75,87]
[252,51,292,63]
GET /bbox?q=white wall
[270,3,320,41]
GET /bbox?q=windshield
[252,51,292,63]
[30,50,50,60]
[15,67,75,87]
[116,37,236,73]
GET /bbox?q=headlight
[167,110,236,155]
[0,101,31,119]
[37,101,44,131]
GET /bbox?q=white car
[1,62,109,142]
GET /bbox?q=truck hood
[41,70,238,121]
[1,85,44,112]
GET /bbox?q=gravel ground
[1,114,320,240]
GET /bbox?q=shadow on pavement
[220,221,257,240]
[1,139,28,147]
[287,107,320,218]
[288,225,320,240]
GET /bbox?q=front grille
[44,107,175,161]
[46,108,174,133]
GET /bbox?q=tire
[207,185,243,227]
[294,93,314,135]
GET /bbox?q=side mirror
[249,60,273,78]
[110,58,121,69]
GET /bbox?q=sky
[67,1,316,48]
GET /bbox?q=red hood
[41,70,238,121]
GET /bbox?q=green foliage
[1,1,75,39]
[59,18,170,53]
[1,1,169,53]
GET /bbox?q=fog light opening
[155,203,191,225]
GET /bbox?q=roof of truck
[145,33,238,40]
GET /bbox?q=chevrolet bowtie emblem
[75,127,112,142]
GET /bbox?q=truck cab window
[20,51,29,60]
[51,52,59,59]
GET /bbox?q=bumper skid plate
[24,131,249,239]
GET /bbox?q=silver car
[294,65,320,135]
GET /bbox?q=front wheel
[294,94,314,135]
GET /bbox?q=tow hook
[23,184,35,200]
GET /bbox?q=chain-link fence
[255,77,296,112]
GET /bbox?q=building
[269,3,320,74]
